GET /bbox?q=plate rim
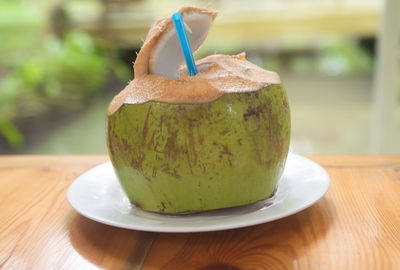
[67,153,330,233]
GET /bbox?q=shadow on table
[69,198,332,269]
[68,213,156,269]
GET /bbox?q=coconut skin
[107,83,290,214]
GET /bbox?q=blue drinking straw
[172,12,198,76]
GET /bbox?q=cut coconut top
[108,53,281,115]
[134,6,217,79]
[107,7,281,115]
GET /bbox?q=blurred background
[0,0,399,155]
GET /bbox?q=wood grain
[0,155,399,270]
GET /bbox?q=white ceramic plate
[67,153,330,233]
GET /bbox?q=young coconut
[107,6,290,214]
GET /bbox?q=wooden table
[1,155,399,269]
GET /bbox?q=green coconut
[106,7,290,214]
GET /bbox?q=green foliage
[0,0,43,67]
[318,39,373,76]
[0,29,129,148]
[289,38,374,76]
[0,116,24,148]
[0,1,131,149]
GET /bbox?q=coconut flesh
[108,6,281,115]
